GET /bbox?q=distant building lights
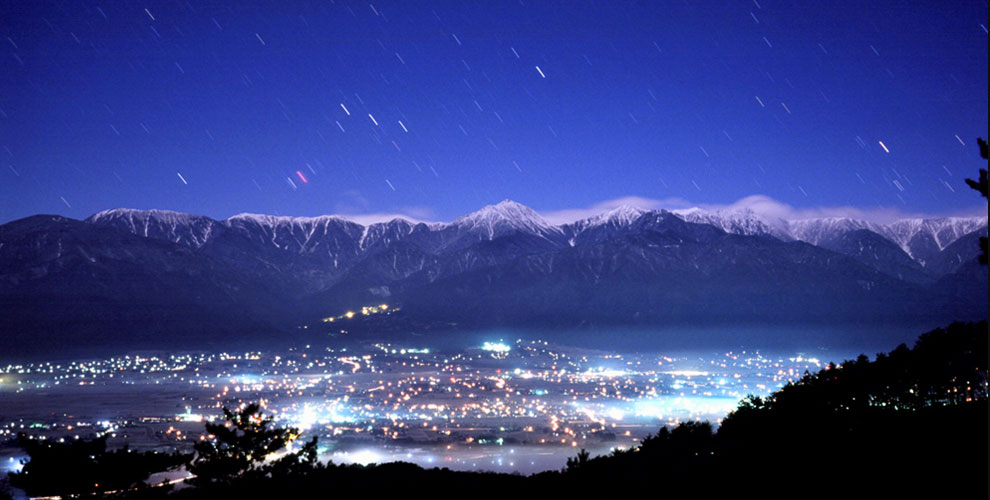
[482,342,511,353]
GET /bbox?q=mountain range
[1,201,986,356]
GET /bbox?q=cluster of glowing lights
[321,304,392,323]
[0,337,852,469]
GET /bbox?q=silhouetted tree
[262,435,320,478]
[966,138,988,265]
[7,434,189,498]
[718,321,988,420]
[188,403,317,486]
[0,477,14,500]
[565,448,590,471]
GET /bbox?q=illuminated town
[0,337,831,475]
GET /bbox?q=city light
[0,339,841,474]
[482,342,511,353]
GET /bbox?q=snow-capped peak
[600,205,648,225]
[453,200,560,239]
[570,205,649,230]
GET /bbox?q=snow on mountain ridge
[786,217,885,246]
[360,218,417,249]
[86,208,218,247]
[591,205,648,226]
[675,208,791,240]
[82,202,986,263]
[451,200,562,239]
[564,205,649,235]
[682,209,986,259]
[225,213,365,254]
[883,217,988,252]
[226,212,355,226]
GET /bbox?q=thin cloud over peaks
[539,194,987,225]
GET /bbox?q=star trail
[1,0,987,223]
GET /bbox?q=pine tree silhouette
[188,403,315,486]
[965,138,988,265]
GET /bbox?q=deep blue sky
[2,0,987,224]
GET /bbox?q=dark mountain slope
[0,215,285,357]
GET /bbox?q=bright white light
[633,396,738,418]
[176,410,203,423]
[607,408,625,421]
[662,370,708,377]
[583,368,626,378]
[6,457,24,473]
[235,375,261,384]
[296,405,318,431]
[340,449,383,465]
[482,342,511,353]
[327,403,353,423]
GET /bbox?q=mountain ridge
[2,201,986,356]
[80,202,986,268]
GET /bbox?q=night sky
[2,0,987,224]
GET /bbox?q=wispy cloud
[692,194,923,224]
[319,194,984,225]
[539,194,987,224]
[334,206,436,225]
